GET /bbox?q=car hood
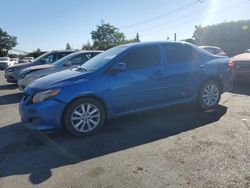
[21,64,53,75]
[27,69,88,93]
[232,53,250,61]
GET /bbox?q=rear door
[109,45,168,113]
[162,43,205,101]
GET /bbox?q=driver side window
[120,46,160,71]
[70,54,91,65]
[42,54,54,64]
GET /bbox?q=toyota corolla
[19,42,234,137]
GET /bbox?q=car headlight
[32,89,61,104]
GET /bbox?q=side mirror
[64,61,72,66]
[112,63,126,72]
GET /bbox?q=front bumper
[19,95,67,130]
[18,76,37,91]
[5,70,18,83]
[0,63,8,70]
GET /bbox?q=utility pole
[136,33,140,42]
[174,33,177,41]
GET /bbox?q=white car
[8,58,19,66]
[0,57,11,70]
[19,57,34,64]
[11,58,19,65]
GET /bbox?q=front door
[109,45,168,114]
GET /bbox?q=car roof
[50,50,77,53]
[120,41,189,48]
[199,46,222,50]
[66,50,103,55]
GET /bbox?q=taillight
[228,60,235,69]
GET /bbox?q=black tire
[198,80,222,110]
[64,97,105,137]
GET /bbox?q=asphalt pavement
[0,71,249,188]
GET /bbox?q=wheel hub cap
[71,103,101,133]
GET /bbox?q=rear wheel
[198,80,221,110]
[64,98,105,137]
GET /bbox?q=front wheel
[64,98,105,137]
[198,80,222,110]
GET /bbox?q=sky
[0,0,250,52]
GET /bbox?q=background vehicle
[200,46,227,56]
[18,57,34,64]
[10,58,19,65]
[232,50,250,82]
[0,57,11,70]
[20,42,234,137]
[5,50,75,83]
[18,51,103,90]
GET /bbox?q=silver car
[18,50,102,90]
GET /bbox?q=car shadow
[231,82,250,96]
[0,104,227,184]
[0,84,18,90]
[0,93,23,105]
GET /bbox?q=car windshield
[80,46,128,71]
[53,52,81,66]
[0,57,9,61]
[32,52,50,63]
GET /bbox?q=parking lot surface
[0,71,249,188]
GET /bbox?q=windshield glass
[53,52,80,66]
[0,57,9,61]
[80,46,128,71]
[32,52,50,63]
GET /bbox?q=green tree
[82,40,92,50]
[0,28,17,56]
[182,38,196,44]
[66,43,72,50]
[193,20,250,56]
[91,21,126,50]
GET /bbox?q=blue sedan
[19,42,234,137]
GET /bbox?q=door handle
[155,71,166,78]
[200,64,205,69]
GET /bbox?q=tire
[64,97,105,137]
[198,80,222,110]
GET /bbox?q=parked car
[10,58,19,65]
[18,51,103,90]
[5,50,75,83]
[19,42,234,137]
[18,57,34,64]
[0,57,11,70]
[200,46,227,56]
[232,50,250,81]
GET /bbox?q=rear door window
[121,46,160,71]
[163,44,201,64]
